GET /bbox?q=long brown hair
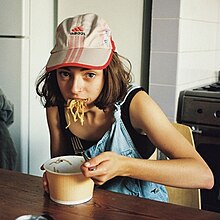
[36,52,133,109]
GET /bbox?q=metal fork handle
[71,136,85,155]
[71,136,96,171]
[81,152,96,171]
[81,151,90,161]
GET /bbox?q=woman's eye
[86,72,96,78]
[58,71,71,78]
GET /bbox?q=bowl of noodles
[43,155,94,205]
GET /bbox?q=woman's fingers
[42,172,49,194]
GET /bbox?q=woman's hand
[42,172,50,194]
[40,165,49,194]
[81,151,127,185]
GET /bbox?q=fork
[71,136,90,160]
[71,136,96,171]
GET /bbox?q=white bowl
[44,155,94,205]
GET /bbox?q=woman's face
[56,67,104,108]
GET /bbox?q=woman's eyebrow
[58,67,90,71]
[80,68,90,71]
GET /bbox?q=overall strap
[119,84,141,106]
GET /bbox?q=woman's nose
[70,76,83,93]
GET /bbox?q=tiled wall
[149,0,220,121]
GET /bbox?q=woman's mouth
[68,98,88,102]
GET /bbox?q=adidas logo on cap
[70,26,85,35]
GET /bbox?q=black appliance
[177,81,220,213]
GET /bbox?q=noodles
[65,99,87,128]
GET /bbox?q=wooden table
[1,168,220,220]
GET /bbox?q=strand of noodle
[65,111,71,129]
[65,99,86,127]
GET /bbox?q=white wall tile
[217,23,220,50]
[218,3,220,22]
[176,75,216,97]
[149,84,177,118]
[151,19,179,52]
[152,0,180,18]
[150,52,177,85]
[215,51,220,72]
[177,51,216,85]
[179,19,217,52]
[180,0,219,22]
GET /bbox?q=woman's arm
[127,91,213,188]
[81,91,214,189]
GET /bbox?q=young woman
[36,13,214,202]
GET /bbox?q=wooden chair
[165,122,201,209]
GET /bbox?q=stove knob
[191,126,202,134]
[214,110,220,118]
[197,108,203,114]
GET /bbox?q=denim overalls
[84,85,168,202]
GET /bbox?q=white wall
[57,0,144,84]
[28,0,54,175]
[150,0,220,121]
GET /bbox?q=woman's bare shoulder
[46,106,60,128]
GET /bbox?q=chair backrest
[165,123,201,209]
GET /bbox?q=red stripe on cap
[74,34,84,62]
[110,37,116,51]
[46,50,114,72]
[63,35,73,63]
[68,35,82,63]
[75,48,83,62]
[78,26,83,31]
[68,48,77,63]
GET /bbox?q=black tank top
[58,87,155,159]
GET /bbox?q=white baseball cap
[46,13,116,72]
